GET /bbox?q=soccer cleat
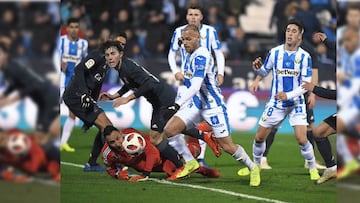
[166,159,200,180]
[60,143,75,152]
[316,166,336,184]
[177,159,200,178]
[83,163,106,172]
[337,159,360,180]
[250,165,261,187]
[203,132,222,157]
[309,168,320,180]
[237,167,250,176]
[197,166,220,178]
[166,166,186,181]
[260,157,272,170]
[304,160,326,170]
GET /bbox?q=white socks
[233,145,255,170]
[168,134,194,162]
[253,141,266,165]
[61,117,75,145]
[300,141,316,170]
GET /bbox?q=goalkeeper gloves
[129,175,149,182]
[115,167,129,180]
[80,94,93,109]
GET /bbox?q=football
[7,131,32,156]
[122,132,146,156]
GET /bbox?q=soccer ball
[122,132,146,156]
[7,132,31,156]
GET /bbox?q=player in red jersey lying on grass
[0,129,60,182]
[101,126,220,181]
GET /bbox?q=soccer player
[0,129,60,182]
[251,19,320,183]
[62,44,115,172]
[168,4,225,168]
[99,40,221,180]
[99,40,189,179]
[0,42,60,147]
[162,24,260,186]
[302,81,337,184]
[248,33,333,170]
[101,126,220,181]
[336,27,360,179]
[59,17,88,152]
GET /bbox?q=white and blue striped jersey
[176,46,225,110]
[346,48,360,108]
[169,24,223,74]
[59,35,88,86]
[255,45,312,109]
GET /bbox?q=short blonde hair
[183,24,200,35]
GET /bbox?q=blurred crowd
[0,0,337,85]
[59,0,336,64]
[0,2,59,84]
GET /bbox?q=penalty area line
[61,161,289,203]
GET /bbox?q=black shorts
[304,92,315,124]
[36,100,59,132]
[63,92,104,128]
[148,84,177,133]
[324,113,336,130]
[35,86,60,132]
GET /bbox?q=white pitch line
[337,182,360,191]
[61,161,290,203]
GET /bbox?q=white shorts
[175,102,231,138]
[338,100,360,127]
[258,103,308,128]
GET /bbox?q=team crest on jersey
[85,59,95,69]
[94,73,102,81]
[294,57,301,64]
[210,116,220,125]
[261,115,267,122]
[200,32,206,40]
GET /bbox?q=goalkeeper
[101,126,220,181]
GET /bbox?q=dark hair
[111,31,127,40]
[0,41,9,53]
[187,4,203,14]
[286,18,304,32]
[67,17,80,26]
[347,2,360,12]
[103,125,119,138]
[101,40,123,53]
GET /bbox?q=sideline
[61,161,290,203]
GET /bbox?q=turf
[61,128,336,203]
[0,180,59,203]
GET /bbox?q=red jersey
[102,128,163,178]
[0,129,58,176]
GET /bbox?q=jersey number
[266,107,274,116]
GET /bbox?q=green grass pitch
[61,127,336,203]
